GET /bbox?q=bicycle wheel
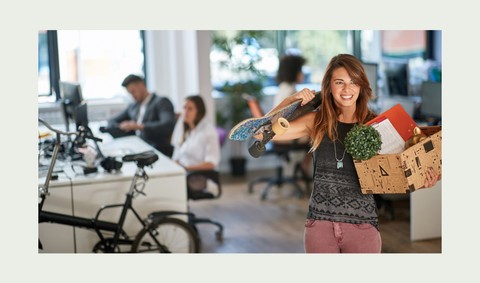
[131,218,200,253]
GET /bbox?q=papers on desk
[99,136,154,158]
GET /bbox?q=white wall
[143,30,215,124]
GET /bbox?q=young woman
[171,95,220,173]
[259,54,440,253]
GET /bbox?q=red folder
[366,104,418,141]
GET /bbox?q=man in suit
[107,74,176,157]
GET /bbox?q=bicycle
[38,118,200,253]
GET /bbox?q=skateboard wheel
[249,140,265,158]
[272,117,289,135]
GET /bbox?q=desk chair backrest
[187,126,225,199]
[187,170,222,200]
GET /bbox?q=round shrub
[344,124,382,160]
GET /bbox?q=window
[209,30,353,95]
[38,30,146,101]
[360,30,382,63]
[210,30,278,90]
[284,30,351,84]
[38,30,51,96]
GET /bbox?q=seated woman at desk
[171,95,221,188]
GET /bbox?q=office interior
[38,30,442,253]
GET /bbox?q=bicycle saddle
[122,150,159,167]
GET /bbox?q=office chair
[186,127,226,241]
[243,94,311,200]
[374,193,409,221]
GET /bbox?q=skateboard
[228,92,322,157]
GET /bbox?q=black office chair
[374,193,410,221]
[186,127,226,242]
[243,94,311,200]
[187,169,223,241]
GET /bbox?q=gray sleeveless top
[307,121,379,229]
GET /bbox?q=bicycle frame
[38,118,199,253]
[39,166,149,252]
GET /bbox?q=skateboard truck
[249,130,276,158]
[249,117,289,158]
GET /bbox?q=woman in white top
[273,55,307,106]
[171,95,220,172]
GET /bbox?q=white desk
[38,134,187,253]
[410,180,442,241]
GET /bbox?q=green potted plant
[344,124,382,160]
[212,30,267,176]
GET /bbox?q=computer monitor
[383,59,409,96]
[420,81,441,123]
[75,102,89,129]
[60,81,84,131]
[362,62,378,97]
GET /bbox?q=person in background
[171,95,220,189]
[274,54,312,180]
[256,54,440,253]
[274,54,307,106]
[107,74,176,157]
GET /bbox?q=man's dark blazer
[107,93,176,157]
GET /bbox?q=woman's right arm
[255,88,317,142]
[270,112,315,141]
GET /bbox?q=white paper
[371,118,405,154]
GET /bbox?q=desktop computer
[419,81,441,125]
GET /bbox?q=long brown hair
[310,54,376,151]
[181,95,206,143]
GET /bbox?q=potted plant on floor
[212,30,267,176]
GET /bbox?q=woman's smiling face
[330,67,360,110]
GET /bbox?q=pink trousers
[304,219,382,253]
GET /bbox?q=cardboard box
[354,126,442,194]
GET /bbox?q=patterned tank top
[307,121,379,229]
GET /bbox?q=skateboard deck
[229,92,322,157]
[228,98,303,141]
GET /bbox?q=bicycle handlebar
[39,118,77,136]
[38,118,104,204]
[38,118,103,143]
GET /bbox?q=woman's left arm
[184,162,215,171]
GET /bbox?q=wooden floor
[189,169,441,253]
